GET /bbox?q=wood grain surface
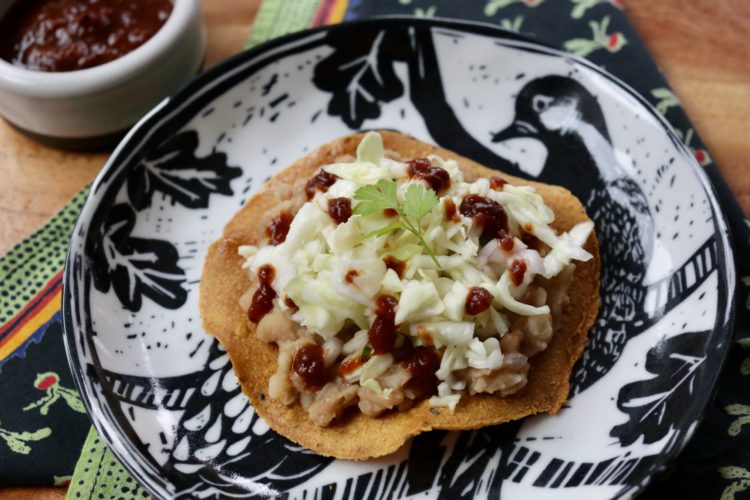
[0,0,747,498]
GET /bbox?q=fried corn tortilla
[200,131,600,460]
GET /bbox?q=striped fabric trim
[313,0,349,26]
[0,271,63,363]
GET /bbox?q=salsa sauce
[368,294,398,354]
[266,211,292,245]
[443,198,459,222]
[383,255,405,278]
[284,295,298,311]
[459,194,509,241]
[338,355,365,377]
[328,197,352,224]
[465,286,492,315]
[292,344,328,390]
[521,232,541,251]
[407,158,451,193]
[248,264,277,323]
[509,259,528,286]
[500,233,514,251]
[490,176,507,190]
[305,170,338,199]
[0,0,173,72]
[344,269,360,284]
[403,346,440,398]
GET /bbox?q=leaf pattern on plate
[611,331,707,446]
[127,130,242,210]
[313,30,404,128]
[91,204,187,312]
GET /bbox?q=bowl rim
[61,16,737,500]
[0,0,197,98]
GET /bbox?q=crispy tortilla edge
[199,131,600,459]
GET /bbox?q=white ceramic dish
[63,18,735,500]
[0,0,205,147]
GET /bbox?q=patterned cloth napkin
[0,0,746,498]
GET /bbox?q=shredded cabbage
[240,131,594,411]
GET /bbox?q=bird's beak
[491,120,539,142]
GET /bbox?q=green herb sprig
[353,179,441,268]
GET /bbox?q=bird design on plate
[311,24,711,393]
[489,75,654,393]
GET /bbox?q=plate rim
[61,16,737,499]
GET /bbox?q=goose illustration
[309,28,723,498]
[70,25,726,498]
[491,75,655,392]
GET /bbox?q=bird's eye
[532,95,553,113]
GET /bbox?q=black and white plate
[63,18,735,499]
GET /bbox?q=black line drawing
[89,130,241,312]
[611,331,709,446]
[90,204,187,311]
[127,130,242,210]
[62,19,733,499]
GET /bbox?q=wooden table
[0,0,747,498]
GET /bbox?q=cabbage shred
[241,132,594,411]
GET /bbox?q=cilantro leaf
[402,183,439,221]
[352,179,442,268]
[352,179,399,216]
[364,221,404,239]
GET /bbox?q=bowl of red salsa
[0,0,204,149]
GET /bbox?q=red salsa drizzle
[338,355,365,377]
[383,208,398,218]
[459,194,509,241]
[443,198,459,222]
[383,256,406,278]
[345,269,360,284]
[292,344,328,390]
[305,170,338,199]
[465,286,493,315]
[521,232,541,251]
[407,158,451,193]
[416,325,434,347]
[0,0,172,72]
[490,176,507,190]
[266,211,292,245]
[284,295,298,311]
[500,232,514,252]
[368,295,399,354]
[403,346,441,399]
[509,260,528,286]
[328,197,352,224]
[248,264,277,323]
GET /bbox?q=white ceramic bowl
[0,0,205,148]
